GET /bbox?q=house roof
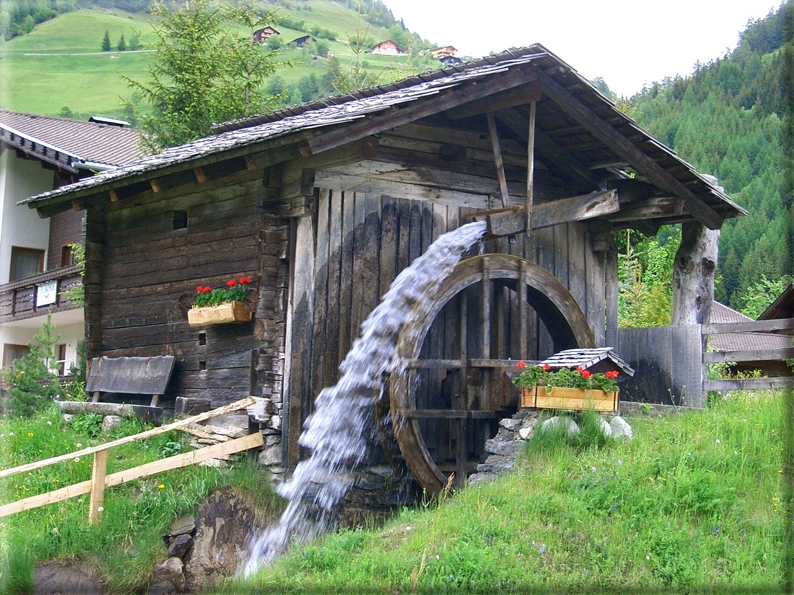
[0,110,142,174]
[21,44,747,228]
[758,284,794,321]
[708,302,792,352]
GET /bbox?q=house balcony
[0,265,83,326]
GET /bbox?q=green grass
[0,404,284,594]
[211,391,789,594]
[0,5,439,119]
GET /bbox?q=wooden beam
[537,70,724,229]
[446,80,542,120]
[704,348,794,364]
[606,197,684,222]
[149,179,161,193]
[71,200,81,212]
[526,101,536,233]
[486,112,510,208]
[244,155,257,171]
[193,167,207,184]
[704,377,794,391]
[305,66,542,156]
[703,318,794,335]
[466,189,620,237]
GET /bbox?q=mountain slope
[631,1,792,310]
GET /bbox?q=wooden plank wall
[88,179,288,408]
[617,325,703,407]
[47,210,84,270]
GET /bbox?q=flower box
[521,386,618,413]
[187,301,252,327]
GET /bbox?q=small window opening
[173,210,188,230]
[198,360,207,371]
[198,332,207,345]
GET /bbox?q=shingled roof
[708,302,792,353]
[0,110,142,174]
[21,44,747,228]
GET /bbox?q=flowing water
[242,221,487,575]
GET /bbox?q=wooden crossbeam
[537,70,723,230]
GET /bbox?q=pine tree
[101,29,111,51]
[117,33,126,51]
[0,315,62,417]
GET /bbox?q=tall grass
[216,391,788,594]
[0,404,282,594]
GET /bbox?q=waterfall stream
[243,221,487,575]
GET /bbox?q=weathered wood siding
[85,174,289,408]
[47,210,83,270]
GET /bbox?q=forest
[616,0,792,324]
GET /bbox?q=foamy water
[242,221,486,575]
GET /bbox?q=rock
[62,414,75,425]
[467,472,499,485]
[598,416,612,438]
[610,416,633,439]
[257,444,282,466]
[498,417,522,431]
[102,415,123,432]
[167,533,193,558]
[264,434,281,447]
[149,557,184,595]
[183,487,269,591]
[476,460,514,473]
[270,415,281,430]
[518,426,534,440]
[540,416,580,437]
[33,562,104,595]
[484,438,523,457]
[199,458,227,468]
[170,514,196,537]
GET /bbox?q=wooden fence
[617,319,794,408]
[0,397,262,524]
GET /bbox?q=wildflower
[617,459,623,465]
[516,361,527,369]
[405,526,412,531]
[74,457,80,462]
[46,421,52,426]
[686,452,691,457]
[715,439,721,444]
[27,432,33,437]
[158,484,165,489]
[51,527,59,535]
[8,432,14,437]
[646,555,651,561]
[538,544,546,554]
[76,443,82,448]
[734,451,738,456]
[590,466,597,472]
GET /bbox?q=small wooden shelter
[24,46,746,490]
[371,40,405,55]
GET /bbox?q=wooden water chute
[386,253,595,495]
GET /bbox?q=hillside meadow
[0,4,437,119]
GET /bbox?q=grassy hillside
[0,2,439,119]
[215,392,789,593]
[2,392,788,593]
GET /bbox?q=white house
[0,110,140,373]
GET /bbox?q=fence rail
[0,397,261,523]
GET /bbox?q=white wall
[0,313,84,374]
[0,151,53,283]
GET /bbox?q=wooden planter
[187,301,252,327]
[521,386,618,413]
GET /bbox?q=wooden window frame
[10,246,45,281]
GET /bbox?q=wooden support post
[526,101,536,234]
[149,179,161,193]
[486,112,510,209]
[193,167,207,184]
[109,189,118,202]
[481,261,491,411]
[518,259,528,360]
[88,449,107,524]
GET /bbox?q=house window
[10,247,45,281]
[61,245,76,268]
[3,344,29,368]
[173,211,188,230]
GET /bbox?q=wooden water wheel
[385,253,595,496]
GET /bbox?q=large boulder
[183,486,269,591]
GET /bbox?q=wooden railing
[0,397,262,524]
[0,265,83,324]
[702,318,794,392]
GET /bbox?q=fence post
[89,449,108,524]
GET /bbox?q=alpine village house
[22,46,747,490]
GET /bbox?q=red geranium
[193,276,252,307]
[580,370,592,379]
[227,279,237,287]
[516,361,527,369]
[605,370,619,379]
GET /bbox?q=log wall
[85,172,289,408]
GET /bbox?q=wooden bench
[86,356,176,408]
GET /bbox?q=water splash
[242,221,486,575]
